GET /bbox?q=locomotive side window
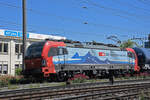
[58,47,68,55]
[63,48,68,55]
[59,47,63,55]
[48,47,58,57]
[48,47,68,57]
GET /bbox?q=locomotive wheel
[57,72,67,82]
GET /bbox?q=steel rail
[0,80,150,99]
[0,81,148,96]
[1,83,146,99]
[0,78,149,95]
[55,84,150,100]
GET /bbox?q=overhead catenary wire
[0,0,149,43]
[0,1,149,33]
[113,0,150,14]
[85,0,150,21]
[0,18,140,43]
[1,0,150,24]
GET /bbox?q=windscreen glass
[25,42,45,58]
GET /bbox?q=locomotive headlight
[42,59,47,67]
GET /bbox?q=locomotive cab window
[25,42,45,59]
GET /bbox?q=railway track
[57,83,150,100]
[0,79,150,100]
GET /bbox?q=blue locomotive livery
[53,47,135,65]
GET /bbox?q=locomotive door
[57,47,68,71]
[128,51,135,68]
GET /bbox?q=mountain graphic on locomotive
[24,40,150,81]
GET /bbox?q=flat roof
[0,29,66,40]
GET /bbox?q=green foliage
[15,68,22,76]
[19,78,30,84]
[71,77,86,83]
[8,84,18,90]
[28,84,40,89]
[0,75,25,87]
[9,78,18,84]
[140,91,146,100]
[29,84,33,88]
[0,75,13,87]
[120,39,138,49]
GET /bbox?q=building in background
[144,34,150,48]
[0,29,66,76]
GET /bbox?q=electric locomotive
[24,40,137,81]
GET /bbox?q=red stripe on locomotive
[126,48,140,72]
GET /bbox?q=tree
[120,39,139,49]
[15,68,22,76]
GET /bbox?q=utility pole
[22,0,26,70]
